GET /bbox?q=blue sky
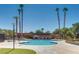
[0,4,79,33]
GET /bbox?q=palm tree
[63,8,68,39]
[56,8,60,30]
[13,16,18,36]
[20,4,24,33]
[18,9,21,33]
[19,4,24,39]
[56,8,61,38]
[41,28,44,33]
[35,29,42,34]
[53,29,60,34]
[63,8,68,29]
[72,23,79,40]
[45,31,50,34]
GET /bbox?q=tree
[45,31,50,34]
[41,28,44,33]
[63,8,68,39]
[56,8,60,34]
[66,28,74,39]
[53,22,79,40]
[35,29,43,34]
[7,30,14,38]
[13,16,18,34]
[0,29,3,34]
[20,4,24,33]
[19,4,24,40]
[72,23,79,33]
[18,9,21,33]
[72,23,79,40]
[53,28,71,39]
[29,31,34,34]
[53,29,60,34]
[63,8,68,29]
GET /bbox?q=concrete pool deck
[0,40,79,54]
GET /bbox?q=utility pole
[12,23,15,49]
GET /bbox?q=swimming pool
[20,39,57,45]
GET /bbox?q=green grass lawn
[0,48,36,54]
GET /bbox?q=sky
[0,4,79,33]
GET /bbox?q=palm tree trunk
[57,11,60,31]
[64,11,66,29]
[63,11,66,39]
[18,9,21,33]
[15,17,18,40]
[18,9,22,40]
[20,4,24,39]
[57,11,60,39]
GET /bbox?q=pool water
[20,39,57,45]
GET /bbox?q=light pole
[12,23,15,49]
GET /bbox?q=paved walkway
[0,40,79,54]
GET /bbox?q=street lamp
[12,23,15,49]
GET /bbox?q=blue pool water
[20,39,57,45]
